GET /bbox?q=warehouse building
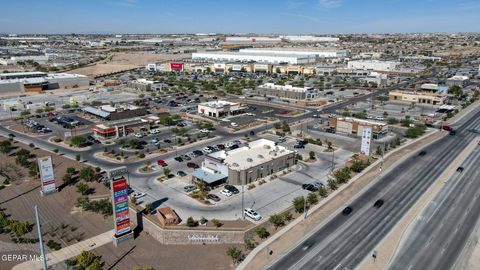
[197,100,246,118]
[0,72,89,95]
[279,35,340,42]
[330,117,388,139]
[389,90,446,105]
[192,51,316,64]
[127,79,163,91]
[255,83,320,100]
[83,104,147,121]
[193,139,295,186]
[347,60,401,72]
[239,48,349,58]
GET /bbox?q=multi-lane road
[267,106,480,270]
[389,145,480,270]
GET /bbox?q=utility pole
[35,205,48,270]
[241,184,245,220]
[331,148,335,173]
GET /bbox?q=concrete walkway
[13,229,114,270]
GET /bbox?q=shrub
[293,196,306,213]
[211,218,223,227]
[70,136,86,147]
[269,214,285,229]
[186,216,198,227]
[255,226,270,239]
[351,160,367,173]
[282,212,293,222]
[79,167,95,182]
[144,203,153,215]
[318,186,328,198]
[226,246,244,264]
[0,141,13,154]
[328,179,338,190]
[245,239,256,250]
[333,167,351,184]
[309,151,316,160]
[75,154,81,161]
[75,182,91,195]
[137,153,145,158]
[307,192,318,205]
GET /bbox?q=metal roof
[192,169,227,184]
[82,106,110,118]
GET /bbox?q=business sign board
[109,167,131,237]
[214,63,225,69]
[232,65,242,71]
[360,126,372,156]
[170,62,184,71]
[37,156,56,194]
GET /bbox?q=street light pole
[241,183,245,220]
[34,205,48,270]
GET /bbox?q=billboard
[37,156,56,194]
[110,167,131,237]
[232,65,242,71]
[170,62,184,71]
[360,127,372,156]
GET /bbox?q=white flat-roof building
[446,75,469,87]
[280,35,339,42]
[223,36,282,43]
[239,48,348,58]
[193,139,295,185]
[197,100,246,118]
[347,60,401,72]
[192,52,316,64]
[256,83,320,100]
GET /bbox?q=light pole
[303,195,307,220]
[34,206,48,270]
[241,183,245,220]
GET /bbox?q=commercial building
[389,90,446,105]
[0,55,49,65]
[91,124,128,140]
[239,48,349,58]
[83,104,147,121]
[330,117,388,139]
[192,52,316,64]
[420,83,449,94]
[197,100,246,118]
[193,139,295,186]
[223,36,282,43]
[446,75,469,87]
[127,79,163,91]
[347,60,401,72]
[279,35,339,42]
[0,72,89,95]
[255,83,320,100]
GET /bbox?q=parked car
[130,192,146,199]
[163,139,172,143]
[207,194,221,202]
[177,171,187,177]
[224,184,240,194]
[220,189,233,197]
[174,156,184,162]
[342,206,353,215]
[312,182,324,189]
[134,133,144,138]
[200,129,210,133]
[457,166,464,172]
[187,162,199,169]
[277,137,287,143]
[157,160,168,167]
[230,122,239,127]
[294,143,305,149]
[183,185,197,193]
[244,208,262,221]
[302,184,317,192]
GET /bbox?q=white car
[246,113,255,116]
[131,192,146,199]
[200,128,210,133]
[277,137,287,143]
[244,208,262,221]
[150,138,159,144]
[150,128,160,134]
[230,122,239,127]
[134,133,144,138]
[220,189,233,197]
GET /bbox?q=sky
[1,0,479,34]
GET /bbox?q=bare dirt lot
[69,52,190,77]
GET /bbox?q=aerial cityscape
[0,1,480,270]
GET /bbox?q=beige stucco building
[389,90,446,105]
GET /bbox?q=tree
[328,179,338,190]
[387,118,399,125]
[70,136,86,147]
[128,138,141,149]
[269,214,285,230]
[196,180,206,192]
[0,140,12,154]
[79,167,95,182]
[75,154,81,161]
[318,186,328,198]
[226,246,244,264]
[144,203,153,214]
[66,167,77,175]
[327,141,333,151]
[307,192,318,205]
[163,167,171,177]
[293,196,306,213]
[76,182,91,195]
[351,160,367,173]
[449,85,462,96]
[76,250,97,268]
[186,216,198,227]
[255,226,270,239]
[63,173,75,186]
[309,151,316,160]
[130,196,137,205]
[333,167,351,183]
[20,110,31,117]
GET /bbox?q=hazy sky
[1,0,479,34]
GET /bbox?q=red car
[187,162,199,169]
[157,160,168,167]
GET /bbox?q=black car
[294,144,305,149]
[164,139,172,144]
[229,144,239,150]
[457,166,464,173]
[418,150,427,156]
[193,150,204,156]
[342,206,353,215]
[177,171,187,177]
[224,184,240,194]
[207,194,221,202]
[449,130,457,135]
[249,130,255,136]
[373,199,384,208]
[302,184,318,192]
[174,156,184,162]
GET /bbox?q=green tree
[351,160,367,173]
[66,167,77,175]
[309,151,316,160]
[293,196,306,213]
[70,136,86,147]
[226,246,244,264]
[163,167,171,177]
[76,250,97,268]
[144,203,153,215]
[448,85,463,96]
[269,214,285,230]
[307,192,318,205]
[186,216,198,227]
[318,186,328,198]
[255,226,270,239]
[0,141,13,154]
[20,110,31,117]
[79,167,95,182]
[75,154,81,161]
[76,182,90,195]
[333,167,351,184]
[128,138,141,149]
[387,118,399,125]
[328,179,338,190]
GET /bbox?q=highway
[267,106,480,270]
[389,145,480,270]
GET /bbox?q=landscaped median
[236,128,444,270]
[48,136,92,152]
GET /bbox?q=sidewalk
[13,229,114,270]
[237,129,444,270]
